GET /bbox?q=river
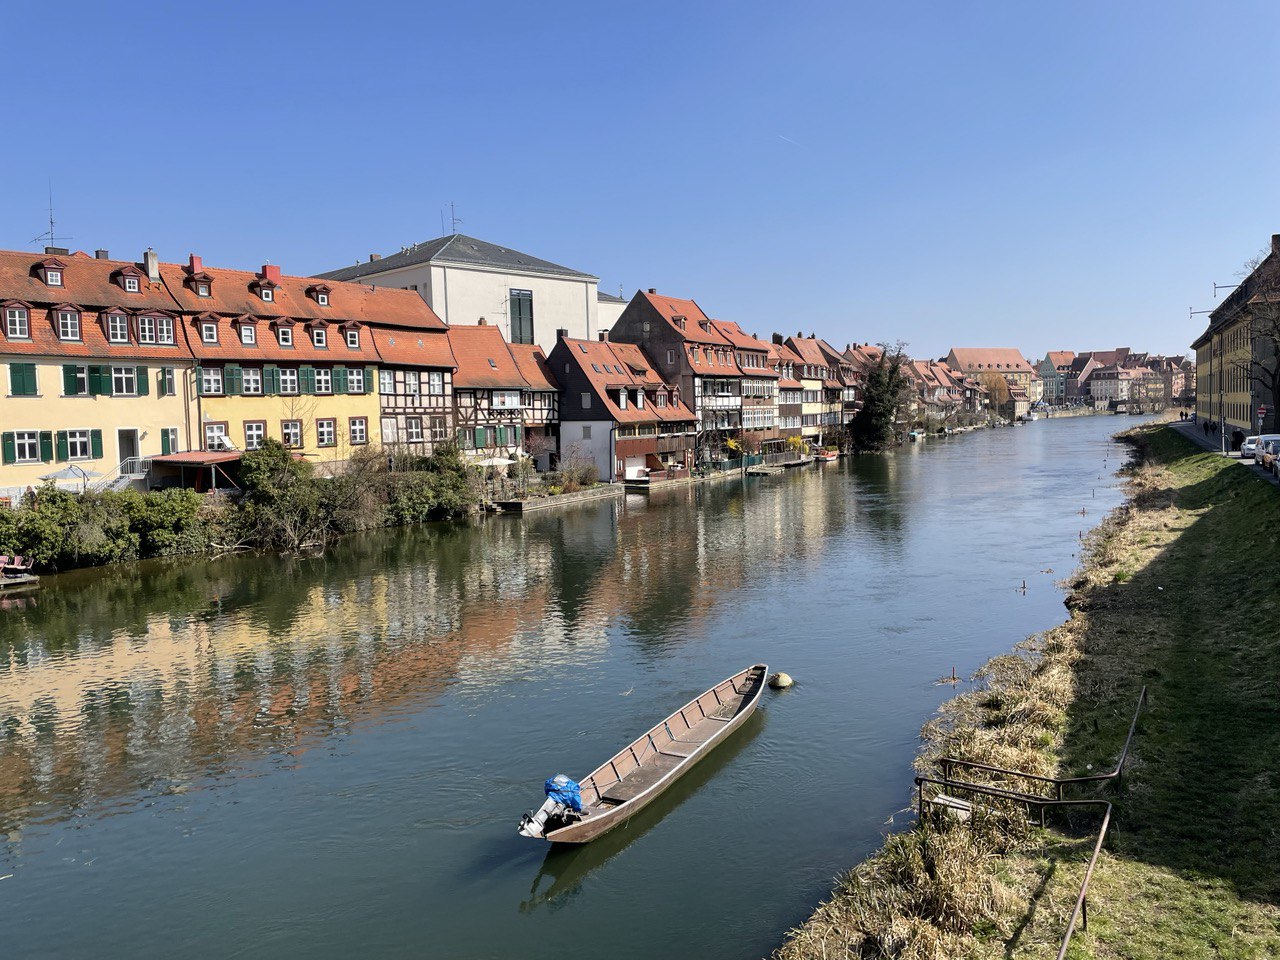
[0,416,1137,959]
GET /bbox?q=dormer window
[318,293,329,306]
[345,329,359,349]
[201,321,218,344]
[46,269,62,287]
[56,309,79,341]
[5,305,30,338]
[277,326,293,347]
[618,389,627,410]
[240,325,256,346]
[311,327,326,348]
[261,287,274,303]
[107,314,129,344]
[197,282,210,297]
[124,277,139,293]
[138,316,155,344]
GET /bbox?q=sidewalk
[1170,420,1280,488]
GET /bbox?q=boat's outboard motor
[517,774,583,838]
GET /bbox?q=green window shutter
[55,431,69,462]
[161,430,171,455]
[264,365,280,395]
[156,368,169,397]
[89,366,109,396]
[225,364,242,396]
[63,364,79,396]
[300,366,316,395]
[1,433,14,465]
[90,430,103,459]
[514,425,523,445]
[136,365,150,396]
[10,363,37,397]
[365,366,376,394]
[39,431,54,463]
[474,426,486,448]
[496,425,506,446]
[333,366,348,394]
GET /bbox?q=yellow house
[161,257,432,471]
[0,248,199,502]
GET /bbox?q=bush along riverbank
[0,441,488,570]
[772,423,1280,959]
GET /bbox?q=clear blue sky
[3,0,1277,360]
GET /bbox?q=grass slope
[773,426,1280,959]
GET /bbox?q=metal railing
[914,685,1147,960]
[90,457,153,492]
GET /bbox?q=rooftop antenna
[30,181,72,250]
[450,201,463,235]
[440,206,447,238]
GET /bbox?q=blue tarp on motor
[544,774,582,812]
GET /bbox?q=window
[197,282,210,297]
[405,370,420,396]
[430,416,447,441]
[380,369,395,394]
[138,316,156,344]
[201,367,224,395]
[657,393,667,407]
[316,419,336,447]
[242,368,263,395]
[667,349,676,364]
[636,391,644,409]
[157,316,175,344]
[124,276,139,293]
[311,327,327,348]
[9,363,37,396]
[591,363,601,373]
[64,365,89,396]
[14,431,41,462]
[314,368,332,394]
[405,417,423,442]
[280,368,299,394]
[161,427,179,455]
[281,420,302,448]
[318,292,329,306]
[348,368,365,394]
[201,322,218,344]
[66,429,91,460]
[204,423,229,451]
[261,287,274,303]
[6,307,30,338]
[509,289,534,345]
[493,390,520,409]
[160,367,176,397]
[240,325,256,345]
[244,421,266,450]
[345,329,359,349]
[582,425,592,440]
[106,314,129,343]
[581,392,591,409]
[56,310,79,340]
[427,371,444,395]
[277,326,293,347]
[46,269,62,287]
[618,390,627,410]
[349,417,368,445]
[112,366,137,395]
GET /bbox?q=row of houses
[0,244,889,501]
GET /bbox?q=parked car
[1241,435,1262,460]
[1258,437,1280,473]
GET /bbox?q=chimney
[647,287,657,294]
[261,264,282,283]
[188,253,202,273]
[556,328,569,340]
[94,249,109,260]
[772,333,784,345]
[598,331,609,342]
[44,246,70,256]
[477,317,487,326]
[370,253,381,262]
[143,248,160,282]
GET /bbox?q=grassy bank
[773,424,1280,959]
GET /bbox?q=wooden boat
[518,664,768,844]
[815,450,839,462]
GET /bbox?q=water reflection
[0,464,862,837]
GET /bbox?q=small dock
[0,573,40,592]
[746,465,782,476]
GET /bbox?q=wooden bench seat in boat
[601,754,681,804]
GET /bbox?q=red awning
[151,451,241,465]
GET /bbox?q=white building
[315,234,615,354]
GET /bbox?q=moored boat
[518,664,768,843]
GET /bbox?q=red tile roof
[947,348,1035,373]
[638,291,727,345]
[370,327,456,368]
[447,324,528,389]
[186,314,380,364]
[768,341,804,387]
[557,338,695,424]
[508,343,559,392]
[1045,350,1075,369]
[710,320,778,378]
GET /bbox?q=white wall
[559,419,613,481]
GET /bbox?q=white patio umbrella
[473,457,516,467]
[39,465,103,491]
